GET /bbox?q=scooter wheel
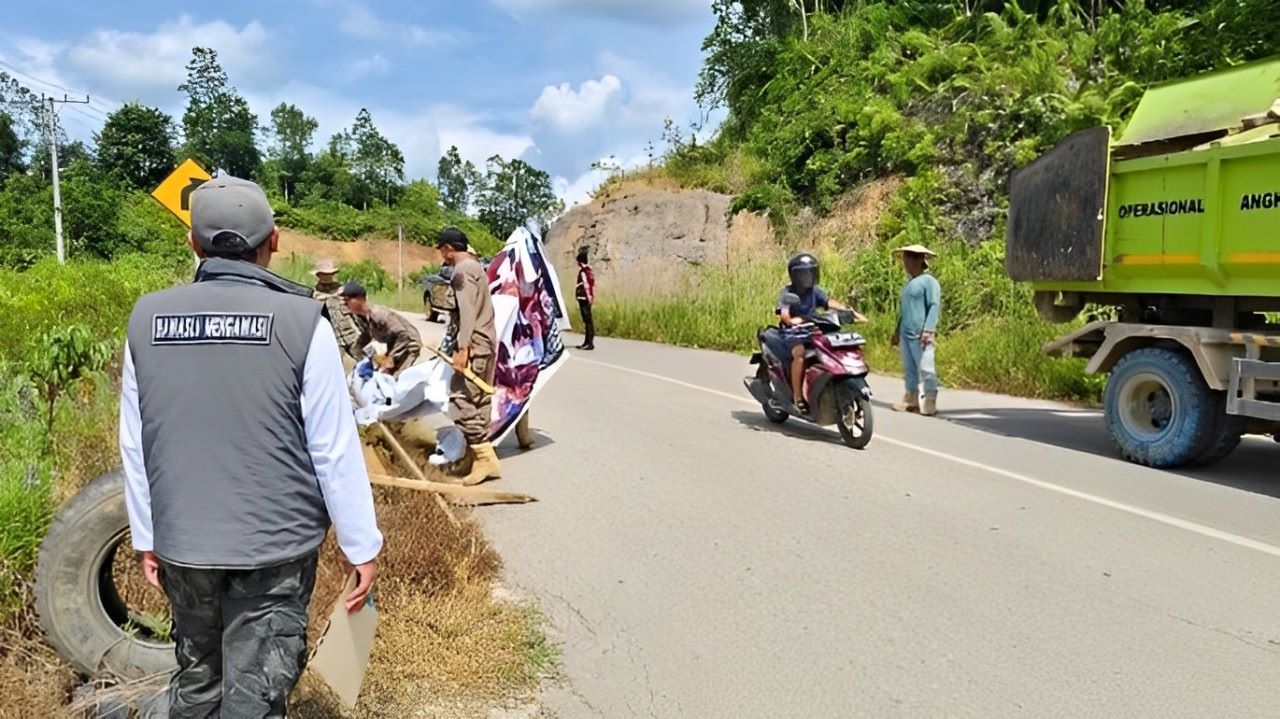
[836,386,873,449]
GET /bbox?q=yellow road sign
[151,158,212,227]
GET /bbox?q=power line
[70,101,109,119]
[0,61,78,98]
[64,104,103,126]
[0,60,121,112]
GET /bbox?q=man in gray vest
[119,175,382,717]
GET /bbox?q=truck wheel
[1193,401,1243,467]
[1104,347,1216,468]
[36,469,176,679]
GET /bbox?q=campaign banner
[487,226,571,442]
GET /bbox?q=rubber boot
[515,413,534,450]
[921,393,938,417]
[892,392,920,413]
[462,443,502,486]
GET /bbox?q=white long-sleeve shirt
[120,318,383,566]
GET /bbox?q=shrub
[339,259,392,294]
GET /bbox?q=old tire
[1104,348,1215,468]
[35,469,176,679]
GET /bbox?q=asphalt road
[422,321,1280,717]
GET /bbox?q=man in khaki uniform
[436,227,501,485]
[340,281,422,376]
[311,259,363,365]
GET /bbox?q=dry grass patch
[804,177,903,253]
[0,613,78,718]
[2,463,552,717]
[291,486,554,717]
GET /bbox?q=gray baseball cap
[190,175,275,253]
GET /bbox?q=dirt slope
[276,228,442,274]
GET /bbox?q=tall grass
[271,251,428,313]
[590,249,1102,402]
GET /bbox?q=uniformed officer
[120,175,382,718]
[436,227,502,484]
[312,257,364,364]
[339,280,423,376]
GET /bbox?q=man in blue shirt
[891,244,942,415]
[777,253,853,412]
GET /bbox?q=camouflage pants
[151,552,318,719]
[450,353,494,444]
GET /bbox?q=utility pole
[42,94,91,265]
[397,224,404,293]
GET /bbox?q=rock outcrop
[545,183,772,298]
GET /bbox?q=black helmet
[787,252,820,291]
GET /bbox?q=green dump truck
[1007,56,1280,468]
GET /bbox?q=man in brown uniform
[311,259,364,365]
[436,227,500,485]
[340,281,422,375]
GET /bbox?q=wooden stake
[375,422,461,528]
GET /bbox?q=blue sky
[0,0,719,205]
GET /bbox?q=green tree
[29,139,92,182]
[178,47,261,177]
[437,145,480,212]
[475,155,563,238]
[349,108,405,206]
[94,103,176,190]
[296,148,359,206]
[265,102,318,202]
[0,112,25,184]
[697,0,801,133]
[0,71,40,141]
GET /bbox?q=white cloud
[439,122,535,168]
[331,2,457,47]
[344,54,391,81]
[491,0,708,25]
[63,16,271,98]
[554,168,609,207]
[530,75,621,133]
[526,57,696,186]
[243,86,532,182]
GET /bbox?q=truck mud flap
[1006,126,1110,282]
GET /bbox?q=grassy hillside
[274,180,501,256]
[590,1,1278,401]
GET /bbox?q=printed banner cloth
[346,225,569,444]
[486,225,571,443]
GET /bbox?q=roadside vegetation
[0,45,552,715]
[591,0,1279,401]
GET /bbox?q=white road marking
[572,355,1280,558]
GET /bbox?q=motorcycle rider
[777,253,861,412]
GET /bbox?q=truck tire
[35,469,176,679]
[1104,347,1217,468]
[1193,402,1243,467]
